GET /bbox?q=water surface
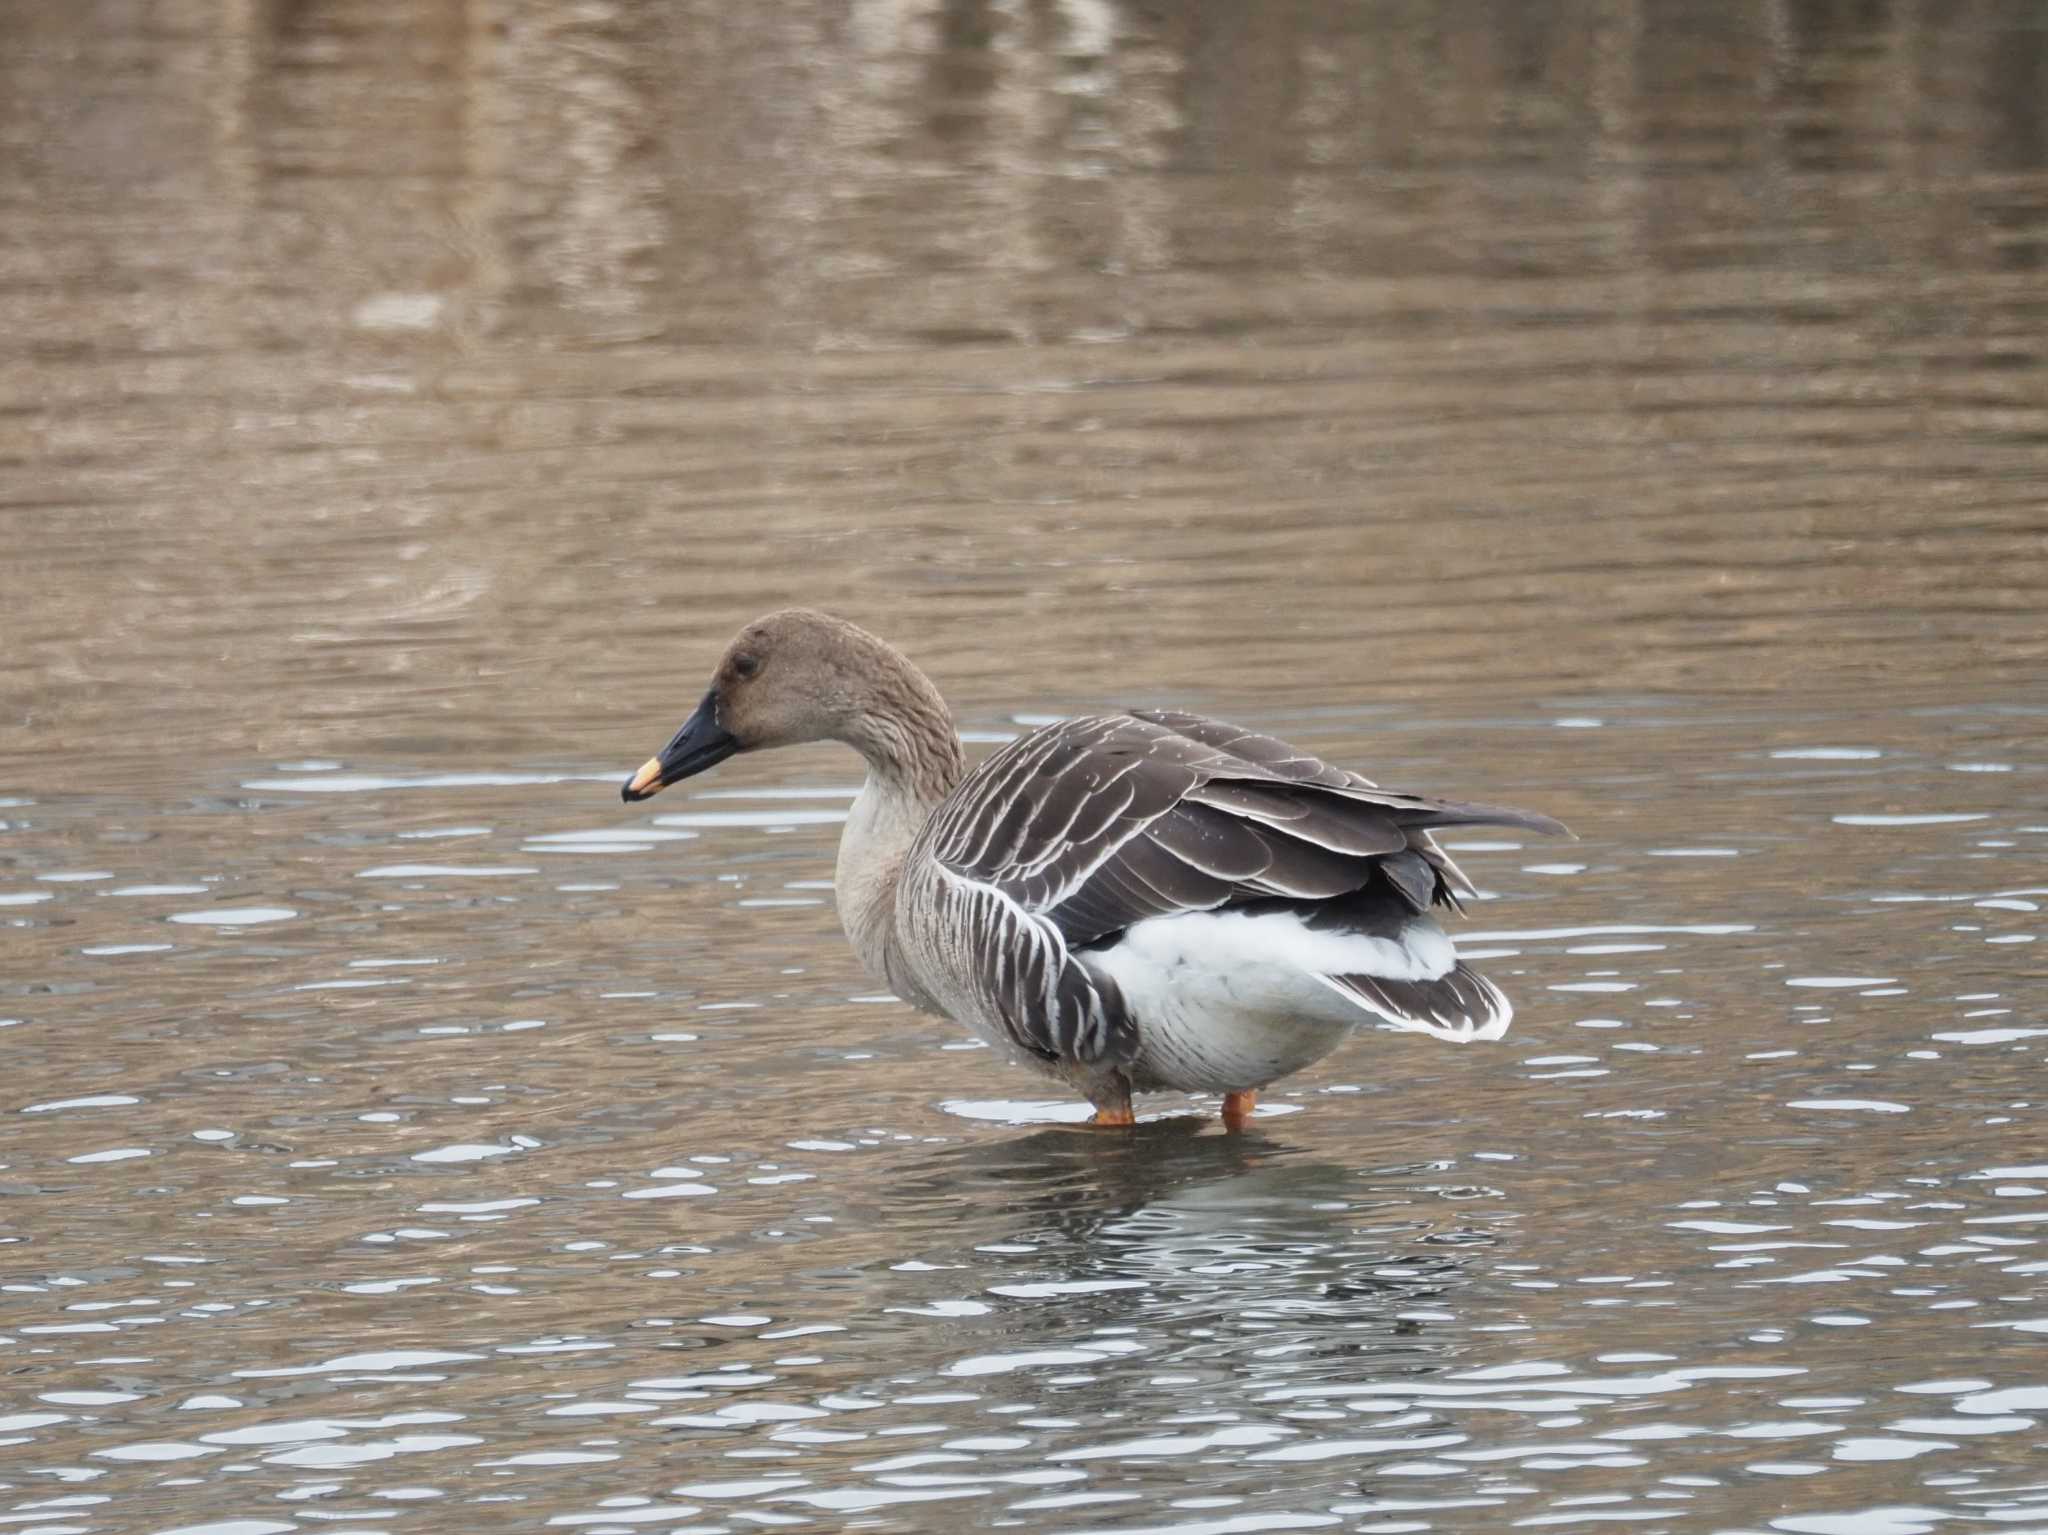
[3,3,2047,1532]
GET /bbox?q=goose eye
[732,653,761,680]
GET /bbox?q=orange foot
[1090,1102,1137,1127]
[1221,1090,1258,1132]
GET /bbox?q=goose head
[620,608,949,802]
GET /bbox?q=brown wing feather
[914,710,1564,1063]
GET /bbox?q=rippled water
[5,2,2048,1532]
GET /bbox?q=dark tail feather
[1392,797,1570,838]
[1316,962,1513,1042]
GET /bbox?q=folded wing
[910,711,1565,1066]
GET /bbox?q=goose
[621,609,1566,1131]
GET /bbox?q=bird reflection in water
[880,1120,1502,1391]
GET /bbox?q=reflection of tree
[466,0,669,329]
[108,0,2040,344]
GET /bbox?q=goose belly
[1081,909,1418,1093]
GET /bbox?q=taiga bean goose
[621,610,1566,1131]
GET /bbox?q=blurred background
[4,0,2045,767]
[3,4,2047,1533]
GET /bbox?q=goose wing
[910,711,1563,1067]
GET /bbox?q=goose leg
[1086,1072,1136,1127]
[1221,1090,1257,1132]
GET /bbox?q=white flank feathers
[1081,907,1494,1091]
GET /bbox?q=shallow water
[4,3,2048,1532]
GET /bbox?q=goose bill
[621,690,736,801]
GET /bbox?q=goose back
[894,710,1563,1070]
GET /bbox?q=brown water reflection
[4,2,2048,1532]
